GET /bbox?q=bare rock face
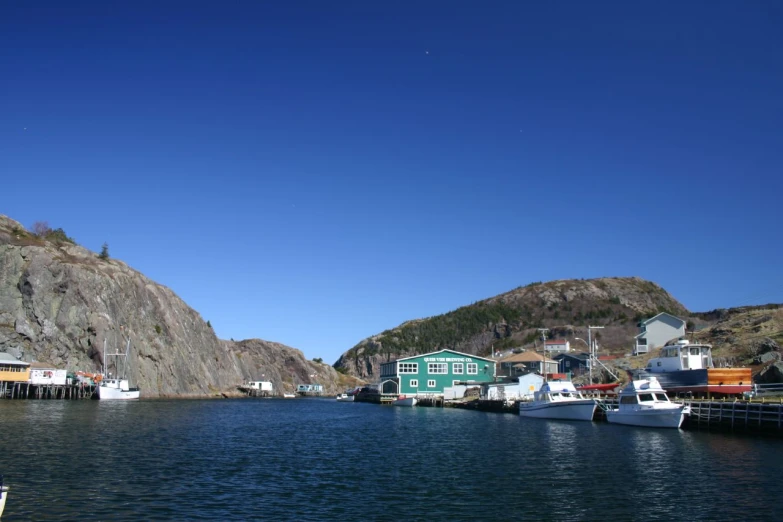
[0,215,345,397]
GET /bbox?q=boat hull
[1,485,8,518]
[606,407,687,429]
[393,397,417,407]
[96,386,140,400]
[631,368,751,396]
[519,399,596,421]
[336,395,354,402]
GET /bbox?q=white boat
[336,393,354,402]
[393,395,417,407]
[518,380,596,421]
[95,337,140,400]
[1,476,9,518]
[282,393,296,398]
[606,377,690,429]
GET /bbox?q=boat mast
[537,328,549,382]
[123,336,131,380]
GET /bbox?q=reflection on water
[0,399,780,521]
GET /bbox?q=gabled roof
[639,312,685,327]
[0,352,30,366]
[394,349,495,364]
[499,351,557,364]
[544,339,568,345]
[553,352,590,362]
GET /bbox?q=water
[0,398,780,521]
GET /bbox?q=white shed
[30,368,68,385]
[247,381,273,392]
[518,374,545,399]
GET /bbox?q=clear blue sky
[2,1,782,364]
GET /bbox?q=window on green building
[427,380,436,387]
[467,363,478,374]
[399,363,418,374]
[428,363,447,374]
[453,363,464,374]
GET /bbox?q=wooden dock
[593,397,783,434]
[684,399,783,433]
[2,382,96,400]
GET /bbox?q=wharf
[684,398,783,433]
[594,397,783,434]
[2,381,96,400]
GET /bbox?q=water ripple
[0,399,780,521]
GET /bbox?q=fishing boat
[518,380,597,421]
[336,393,354,402]
[606,377,690,429]
[631,340,751,396]
[94,337,140,400]
[0,475,9,518]
[393,395,417,407]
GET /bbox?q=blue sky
[2,1,782,364]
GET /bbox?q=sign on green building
[379,349,496,396]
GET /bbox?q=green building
[379,349,496,396]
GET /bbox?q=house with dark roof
[553,352,591,376]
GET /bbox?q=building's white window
[452,362,464,374]
[428,363,447,374]
[467,363,478,374]
[410,379,418,388]
[399,362,418,374]
[427,380,436,388]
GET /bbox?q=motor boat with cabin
[336,393,354,402]
[631,340,751,396]
[606,377,690,429]
[518,380,597,421]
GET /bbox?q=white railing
[633,344,649,355]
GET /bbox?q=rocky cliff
[334,277,690,380]
[0,215,356,397]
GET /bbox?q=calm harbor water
[0,398,780,521]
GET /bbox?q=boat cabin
[533,380,582,401]
[645,340,713,372]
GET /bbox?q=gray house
[634,312,686,355]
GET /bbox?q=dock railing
[743,383,783,399]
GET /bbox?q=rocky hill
[0,215,357,398]
[335,277,689,379]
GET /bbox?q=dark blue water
[0,398,779,521]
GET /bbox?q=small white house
[544,339,570,353]
[481,374,544,401]
[634,312,686,355]
[246,381,273,392]
[30,367,68,385]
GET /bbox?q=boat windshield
[638,393,655,402]
[655,393,668,402]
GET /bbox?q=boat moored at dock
[606,377,689,429]
[518,380,597,421]
[336,393,354,402]
[631,340,751,396]
[94,337,140,400]
[393,395,417,407]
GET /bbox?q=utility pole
[587,325,604,384]
[537,328,549,378]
